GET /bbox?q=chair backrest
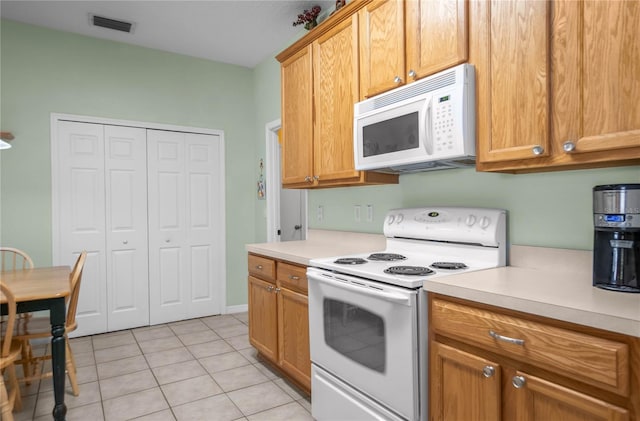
[0,247,34,271]
[0,282,17,358]
[66,251,87,331]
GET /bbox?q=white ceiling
[0,0,336,68]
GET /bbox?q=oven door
[307,267,419,420]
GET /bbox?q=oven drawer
[277,262,308,294]
[248,254,276,282]
[431,298,629,396]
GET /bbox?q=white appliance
[354,64,476,173]
[307,206,507,421]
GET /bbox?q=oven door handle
[312,273,414,306]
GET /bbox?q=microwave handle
[422,96,434,155]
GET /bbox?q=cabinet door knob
[313,175,320,181]
[394,76,402,84]
[289,275,300,280]
[408,70,417,79]
[256,265,263,270]
[563,141,576,152]
[482,365,495,378]
[266,285,273,291]
[304,176,312,182]
[275,287,281,293]
[512,375,526,389]
[532,145,544,155]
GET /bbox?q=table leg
[50,297,67,421]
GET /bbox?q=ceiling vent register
[92,15,133,33]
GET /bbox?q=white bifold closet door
[146,130,224,324]
[56,121,149,336]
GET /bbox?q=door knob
[408,70,417,79]
[563,141,576,152]
[482,365,495,378]
[294,225,302,230]
[512,376,526,389]
[394,76,402,84]
[532,145,544,155]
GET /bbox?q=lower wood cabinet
[248,254,311,392]
[429,294,639,421]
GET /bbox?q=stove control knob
[387,215,395,224]
[396,214,404,224]
[480,216,491,229]
[465,214,477,226]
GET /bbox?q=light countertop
[246,234,640,337]
[246,229,386,266]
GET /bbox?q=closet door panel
[104,125,149,331]
[56,121,107,336]
[147,130,189,324]
[185,133,224,318]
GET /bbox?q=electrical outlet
[366,205,374,222]
[354,205,361,222]
[317,205,324,222]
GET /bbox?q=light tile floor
[11,312,312,421]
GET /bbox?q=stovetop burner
[384,266,434,276]
[334,257,368,265]
[430,262,468,270]
[367,253,407,261]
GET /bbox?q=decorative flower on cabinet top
[293,5,321,30]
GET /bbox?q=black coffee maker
[593,184,640,293]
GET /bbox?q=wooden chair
[11,251,87,396]
[0,248,34,272]
[0,282,23,421]
[0,247,35,382]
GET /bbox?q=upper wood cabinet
[277,1,398,189]
[473,0,640,172]
[359,0,468,99]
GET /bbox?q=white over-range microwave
[354,63,476,173]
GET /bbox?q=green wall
[0,19,255,306]
[251,38,639,252]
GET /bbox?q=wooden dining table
[0,266,71,421]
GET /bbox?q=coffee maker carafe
[593,184,640,293]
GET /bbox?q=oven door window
[323,298,385,373]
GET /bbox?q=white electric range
[307,206,507,421]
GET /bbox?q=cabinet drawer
[431,298,629,396]
[248,254,276,282]
[277,262,308,294]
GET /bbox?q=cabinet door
[472,0,552,165]
[430,342,501,421]
[248,276,278,362]
[513,371,629,421]
[359,0,405,99]
[552,0,640,160]
[313,15,361,183]
[281,46,314,187]
[277,286,311,390]
[406,0,468,81]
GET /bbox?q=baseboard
[225,304,248,314]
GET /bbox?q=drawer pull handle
[482,365,495,378]
[289,275,300,281]
[512,375,526,389]
[489,330,524,346]
[256,265,263,270]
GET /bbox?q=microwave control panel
[433,94,456,153]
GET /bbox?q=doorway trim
[265,119,307,242]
